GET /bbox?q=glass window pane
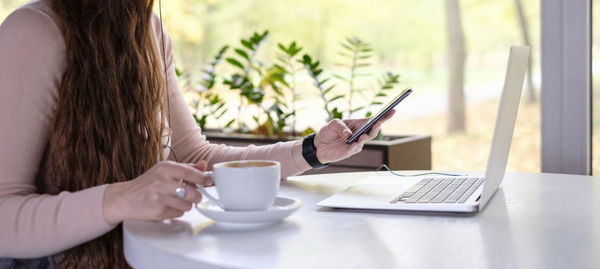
[162,0,541,172]
[0,1,21,19]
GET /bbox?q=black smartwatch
[302,133,329,169]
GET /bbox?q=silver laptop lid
[479,46,530,208]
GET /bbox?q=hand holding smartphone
[346,88,412,144]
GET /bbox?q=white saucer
[195,197,302,224]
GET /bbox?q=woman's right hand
[103,161,213,225]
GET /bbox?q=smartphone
[346,88,413,144]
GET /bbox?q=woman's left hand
[314,109,396,164]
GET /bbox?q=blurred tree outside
[445,0,467,133]
[592,0,600,176]
[514,0,536,104]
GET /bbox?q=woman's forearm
[0,185,115,258]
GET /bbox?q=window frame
[541,0,592,175]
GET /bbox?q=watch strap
[302,133,329,169]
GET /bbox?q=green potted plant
[180,31,431,173]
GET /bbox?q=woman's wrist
[291,140,312,171]
[103,182,128,226]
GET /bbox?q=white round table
[123,171,600,269]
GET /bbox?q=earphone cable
[158,0,177,162]
[375,164,465,177]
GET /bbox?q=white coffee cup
[196,160,281,211]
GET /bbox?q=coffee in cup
[222,161,275,168]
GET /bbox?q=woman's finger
[194,174,214,186]
[160,177,197,206]
[161,162,212,185]
[343,118,368,131]
[182,184,202,203]
[342,128,353,139]
[328,119,352,135]
[346,135,367,155]
[357,133,370,145]
[159,208,185,220]
[367,122,382,138]
[193,160,209,171]
[380,109,396,123]
[185,163,214,186]
[162,194,194,212]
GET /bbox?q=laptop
[317,46,530,213]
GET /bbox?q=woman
[0,0,394,268]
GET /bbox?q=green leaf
[328,95,344,102]
[272,64,286,71]
[331,107,343,119]
[319,78,331,86]
[337,52,353,57]
[224,119,235,128]
[214,102,226,112]
[324,85,336,94]
[193,114,208,129]
[241,40,253,50]
[283,112,294,120]
[217,45,229,56]
[351,106,365,113]
[216,109,228,119]
[225,74,251,89]
[301,54,312,63]
[234,49,250,60]
[345,37,358,46]
[277,43,287,53]
[340,42,354,51]
[333,74,350,82]
[175,67,184,77]
[226,58,245,70]
[290,42,302,56]
[272,85,283,96]
[261,65,290,89]
[333,63,351,68]
[301,127,316,136]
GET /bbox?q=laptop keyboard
[390,177,484,204]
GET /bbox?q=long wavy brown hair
[44,0,167,267]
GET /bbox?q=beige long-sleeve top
[0,0,311,258]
